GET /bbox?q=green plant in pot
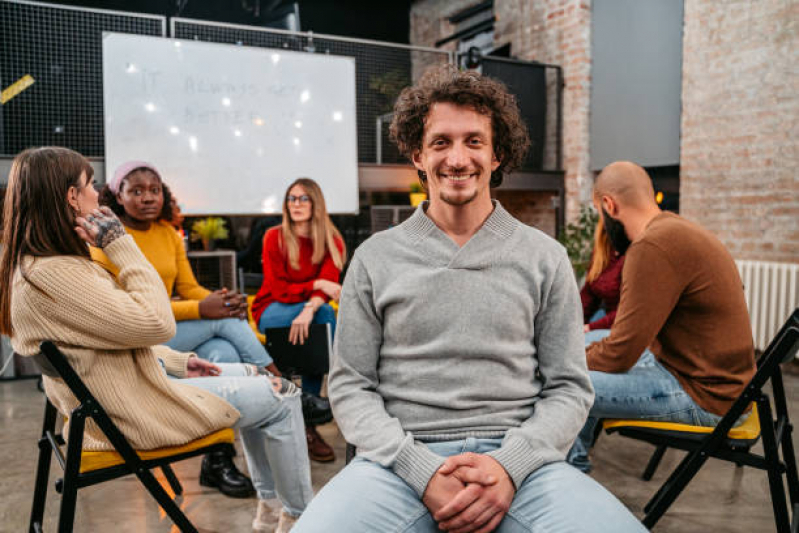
[191,217,229,251]
[409,182,426,207]
[558,204,598,283]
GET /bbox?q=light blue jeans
[568,329,725,472]
[181,363,313,516]
[258,302,336,396]
[293,438,646,532]
[165,318,273,368]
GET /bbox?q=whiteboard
[103,33,359,215]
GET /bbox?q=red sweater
[580,253,625,330]
[251,227,343,323]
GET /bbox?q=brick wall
[409,0,592,236]
[493,190,558,236]
[494,0,593,224]
[680,0,799,263]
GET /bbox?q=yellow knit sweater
[11,235,239,451]
[91,221,211,321]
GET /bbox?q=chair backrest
[702,309,799,447]
[39,341,143,461]
[757,308,799,367]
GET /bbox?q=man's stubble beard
[439,188,479,206]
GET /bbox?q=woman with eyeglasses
[251,178,346,463]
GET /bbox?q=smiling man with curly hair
[293,66,645,533]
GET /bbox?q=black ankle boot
[199,447,255,498]
[301,392,333,426]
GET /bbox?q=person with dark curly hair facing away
[92,161,282,499]
[0,147,312,532]
[293,66,645,532]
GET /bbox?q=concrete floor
[1,374,796,533]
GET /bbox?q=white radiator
[736,260,799,351]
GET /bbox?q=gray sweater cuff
[393,442,447,497]
[486,436,559,489]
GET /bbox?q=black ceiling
[47,0,411,43]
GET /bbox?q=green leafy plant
[191,217,229,250]
[558,204,598,280]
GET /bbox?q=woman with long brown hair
[0,147,312,532]
[251,177,346,463]
[581,215,625,339]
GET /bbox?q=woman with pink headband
[93,160,284,500]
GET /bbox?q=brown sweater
[10,235,239,451]
[587,212,755,416]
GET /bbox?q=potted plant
[191,217,229,251]
[409,181,427,207]
[557,204,598,284]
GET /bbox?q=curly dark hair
[389,65,530,188]
[99,169,173,222]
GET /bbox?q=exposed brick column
[494,0,593,223]
[681,0,799,262]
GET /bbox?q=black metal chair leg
[643,449,710,528]
[29,401,58,533]
[161,465,183,496]
[758,398,792,533]
[642,445,667,481]
[781,422,799,508]
[137,469,198,533]
[58,412,85,533]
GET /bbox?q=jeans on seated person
[568,329,726,473]
[165,318,273,368]
[258,302,336,397]
[292,437,646,532]
[181,363,313,516]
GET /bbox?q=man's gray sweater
[329,202,593,496]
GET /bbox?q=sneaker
[306,425,335,462]
[252,499,279,532]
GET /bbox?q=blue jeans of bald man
[292,437,646,532]
[567,329,724,472]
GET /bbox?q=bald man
[567,161,756,473]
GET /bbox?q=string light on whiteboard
[332,111,343,122]
[294,121,302,129]
[300,90,310,103]
[253,116,264,126]
[222,97,231,107]
[293,137,300,147]
[169,126,180,135]
[144,102,156,113]
[125,63,138,74]
[189,136,198,152]
[234,129,242,137]
[271,53,281,65]
[261,195,279,213]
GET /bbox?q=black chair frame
[29,341,231,533]
[606,309,799,531]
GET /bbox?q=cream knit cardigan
[11,235,240,451]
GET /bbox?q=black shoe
[199,447,255,498]
[301,392,334,426]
